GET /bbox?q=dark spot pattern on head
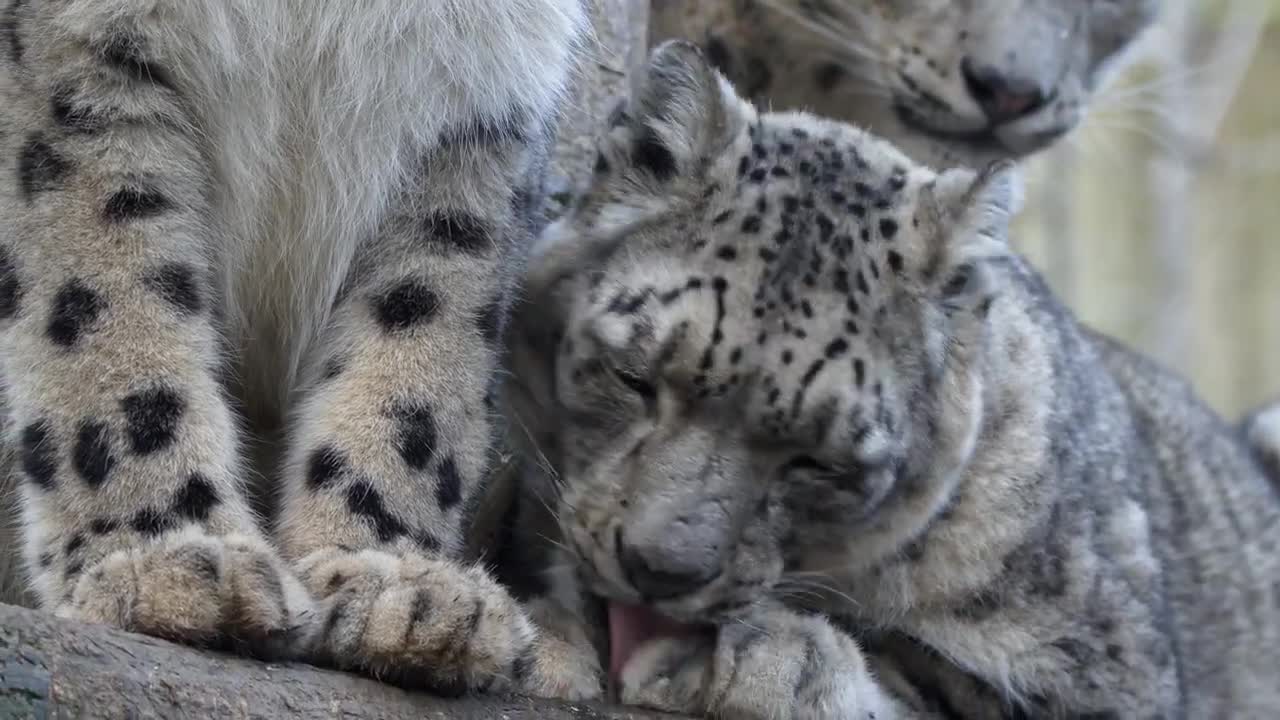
[20,422,59,490]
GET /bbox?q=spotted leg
[0,0,311,655]
[272,68,601,703]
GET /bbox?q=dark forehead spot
[879,218,899,240]
[824,338,849,359]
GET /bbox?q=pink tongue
[607,601,696,682]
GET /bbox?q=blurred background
[1014,0,1279,420]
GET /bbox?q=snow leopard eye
[782,455,842,480]
[609,364,657,401]
[782,454,877,492]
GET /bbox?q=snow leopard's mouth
[892,103,1010,153]
[892,103,1067,158]
[606,600,707,685]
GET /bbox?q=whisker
[755,0,884,67]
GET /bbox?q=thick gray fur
[504,41,1280,719]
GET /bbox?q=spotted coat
[0,0,600,698]
[504,41,1280,719]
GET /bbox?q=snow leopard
[503,40,1280,718]
[0,0,604,698]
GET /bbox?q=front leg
[1,0,310,656]
[274,60,599,701]
[621,606,916,719]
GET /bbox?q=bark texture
[0,603,686,720]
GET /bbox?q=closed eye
[783,455,840,477]
[783,454,874,488]
[610,365,657,400]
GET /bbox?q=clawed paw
[620,633,715,715]
[58,528,315,660]
[619,608,886,720]
[297,546,603,700]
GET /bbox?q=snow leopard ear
[594,40,745,189]
[919,161,1019,313]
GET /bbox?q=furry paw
[620,607,892,719]
[297,547,603,699]
[620,633,716,714]
[57,528,315,660]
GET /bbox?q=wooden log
[0,603,684,720]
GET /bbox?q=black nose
[961,58,1049,124]
[618,533,721,601]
